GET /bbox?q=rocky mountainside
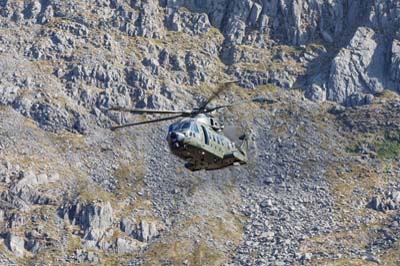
[0,0,400,265]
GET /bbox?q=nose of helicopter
[168,131,185,147]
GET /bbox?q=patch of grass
[102,251,133,266]
[113,160,146,200]
[278,45,305,55]
[49,131,87,153]
[67,234,83,254]
[377,241,400,265]
[344,131,400,160]
[75,178,116,206]
[142,239,193,265]
[190,241,225,266]
[375,89,400,101]
[377,139,400,159]
[377,132,400,160]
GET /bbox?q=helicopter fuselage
[166,114,247,171]
[109,84,269,171]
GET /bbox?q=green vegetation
[345,131,400,160]
[377,138,400,159]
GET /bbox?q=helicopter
[109,82,273,171]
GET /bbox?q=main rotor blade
[204,96,275,113]
[109,107,192,115]
[110,114,183,131]
[197,81,237,113]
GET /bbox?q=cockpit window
[191,123,199,133]
[169,122,199,134]
[168,124,177,132]
[182,122,191,130]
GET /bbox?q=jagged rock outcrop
[10,171,57,205]
[59,199,160,254]
[0,164,58,211]
[327,27,385,103]
[60,201,114,242]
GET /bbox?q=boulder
[368,196,383,212]
[343,93,374,107]
[138,220,159,242]
[329,105,346,115]
[120,218,137,238]
[81,202,114,241]
[5,234,25,257]
[116,237,137,254]
[305,84,326,103]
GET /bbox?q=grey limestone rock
[327,27,385,103]
[138,220,159,242]
[120,218,137,237]
[343,93,375,107]
[133,0,164,39]
[328,105,346,115]
[390,39,400,85]
[75,249,99,263]
[368,190,400,212]
[61,201,114,242]
[8,171,55,205]
[167,9,211,35]
[305,84,326,103]
[116,237,137,254]
[5,234,25,257]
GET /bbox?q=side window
[182,122,191,130]
[201,126,209,145]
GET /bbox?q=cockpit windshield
[182,122,191,130]
[168,124,178,133]
[168,121,199,133]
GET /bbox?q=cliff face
[1,1,400,265]
[0,0,399,133]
